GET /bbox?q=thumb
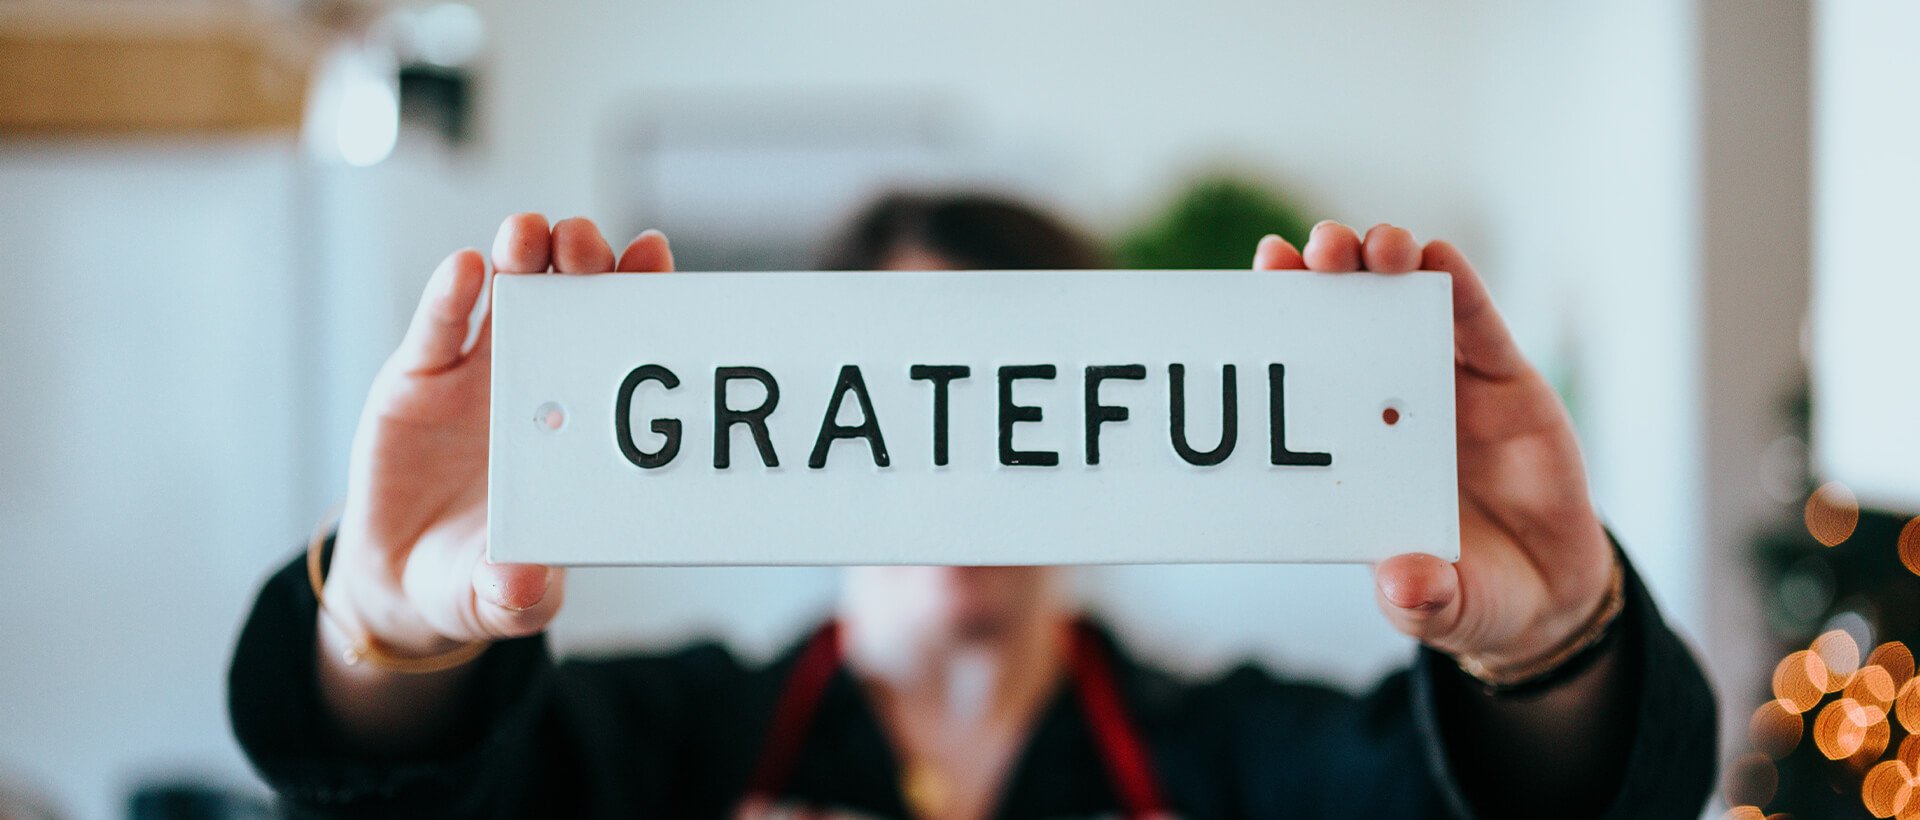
[469,562,565,640]
[391,249,488,376]
[1373,553,1464,645]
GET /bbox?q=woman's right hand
[323,214,675,662]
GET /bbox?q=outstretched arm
[316,214,674,752]
[1254,223,1712,818]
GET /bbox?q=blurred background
[0,0,1913,817]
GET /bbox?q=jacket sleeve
[1189,545,1716,819]
[226,550,563,817]
[1405,545,1719,819]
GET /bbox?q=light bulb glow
[303,42,400,168]
[335,74,399,167]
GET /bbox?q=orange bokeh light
[1751,699,1806,759]
[1900,734,1920,769]
[1871,642,1916,687]
[1852,666,1901,713]
[1816,630,1865,687]
[1816,697,1881,760]
[1864,759,1915,818]
[1806,482,1861,547]
[1900,518,1920,577]
[1776,650,1832,713]
[1899,678,1920,733]
[1845,718,1893,774]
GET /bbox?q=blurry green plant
[1114,176,1317,270]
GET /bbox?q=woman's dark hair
[816,191,1109,271]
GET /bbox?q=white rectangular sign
[488,270,1457,565]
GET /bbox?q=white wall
[0,141,306,819]
[0,2,1721,817]
[1812,0,1920,512]
[1463,0,1704,639]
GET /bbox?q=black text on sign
[488,270,1457,565]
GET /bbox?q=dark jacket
[228,551,1716,818]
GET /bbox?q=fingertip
[492,213,553,273]
[1253,233,1280,265]
[476,562,556,612]
[469,562,564,641]
[1420,239,1471,275]
[1252,233,1307,271]
[616,229,676,273]
[552,216,616,274]
[1303,220,1362,271]
[1375,553,1458,612]
[1422,238,1494,316]
[393,248,490,374]
[433,248,488,316]
[1361,223,1421,273]
[449,246,486,274]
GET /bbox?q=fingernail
[429,255,456,293]
[490,219,519,262]
[491,566,553,612]
[501,567,554,612]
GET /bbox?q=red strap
[1068,619,1171,818]
[746,619,1170,818]
[745,621,842,796]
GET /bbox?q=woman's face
[836,247,1067,647]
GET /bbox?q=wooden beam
[0,7,316,135]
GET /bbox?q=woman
[229,193,1715,818]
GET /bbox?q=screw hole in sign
[535,401,568,432]
[1380,400,1404,426]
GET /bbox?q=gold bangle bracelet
[306,503,491,675]
[1454,554,1627,691]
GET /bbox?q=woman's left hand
[1253,221,1617,675]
